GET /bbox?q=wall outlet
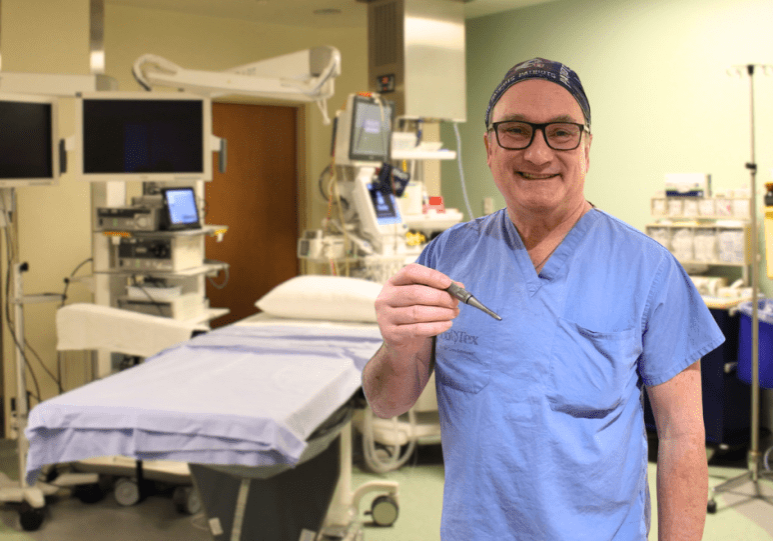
[483,197,494,215]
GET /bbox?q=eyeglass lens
[496,122,582,150]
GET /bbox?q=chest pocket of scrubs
[547,318,641,417]
[435,327,491,394]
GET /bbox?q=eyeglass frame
[487,120,590,151]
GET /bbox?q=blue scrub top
[415,208,724,541]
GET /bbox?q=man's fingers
[388,263,454,290]
[376,283,459,311]
[381,319,455,341]
[378,303,460,326]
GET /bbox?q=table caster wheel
[707,499,717,514]
[19,504,45,531]
[368,495,398,527]
[114,477,140,507]
[173,486,202,515]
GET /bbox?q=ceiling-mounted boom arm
[131,45,341,123]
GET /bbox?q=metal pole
[89,0,105,75]
[12,263,28,488]
[746,64,761,480]
[0,0,4,72]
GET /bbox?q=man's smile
[518,172,560,180]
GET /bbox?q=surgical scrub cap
[484,58,591,129]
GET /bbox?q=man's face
[484,79,591,218]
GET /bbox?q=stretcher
[26,312,398,540]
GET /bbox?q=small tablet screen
[163,188,200,229]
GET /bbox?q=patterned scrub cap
[484,58,591,129]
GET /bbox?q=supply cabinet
[646,195,752,281]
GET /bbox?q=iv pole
[707,63,773,514]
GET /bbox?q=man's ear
[584,133,592,173]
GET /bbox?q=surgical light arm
[132,46,341,123]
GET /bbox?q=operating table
[25,311,397,540]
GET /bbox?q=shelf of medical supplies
[646,221,751,229]
[94,260,229,278]
[656,214,752,221]
[99,225,228,239]
[391,149,457,161]
[651,196,751,222]
[671,260,750,268]
[645,222,752,267]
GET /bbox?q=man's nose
[523,128,553,165]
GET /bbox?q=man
[362,58,724,540]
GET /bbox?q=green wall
[442,0,773,294]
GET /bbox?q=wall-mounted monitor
[0,93,60,187]
[333,93,393,166]
[74,92,214,182]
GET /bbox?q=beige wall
[0,0,368,433]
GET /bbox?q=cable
[131,277,166,317]
[61,257,93,307]
[361,406,418,473]
[317,164,335,203]
[323,156,353,277]
[3,262,42,406]
[0,192,45,407]
[207,266,229,290]
[453,122,476,221]
[25,338,63,394]
[315,97,331,125]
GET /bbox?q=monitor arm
[132,46,341,124]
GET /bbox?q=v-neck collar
[506,208,601,294]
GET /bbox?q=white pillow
[255,275,383,322]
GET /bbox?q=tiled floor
[0,439,770,540]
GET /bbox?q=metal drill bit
[446,283,502,321]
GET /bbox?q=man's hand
[363,264,460,418]
[376,263,461,355]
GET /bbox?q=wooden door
[205,102,299,328]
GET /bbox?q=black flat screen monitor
[78,93,211,182]
[0,94,58,186]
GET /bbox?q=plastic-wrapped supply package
[647,227,670,250]
[718,229,746,264]
[693,229,718,262]
[699,199,716,217]
[683,199,699,218]
[671,228,694,261]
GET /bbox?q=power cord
[61,258,93,307]
[207,266,229,290]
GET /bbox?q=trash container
[737,299,773,389]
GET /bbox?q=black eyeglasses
[489,121,588,151]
